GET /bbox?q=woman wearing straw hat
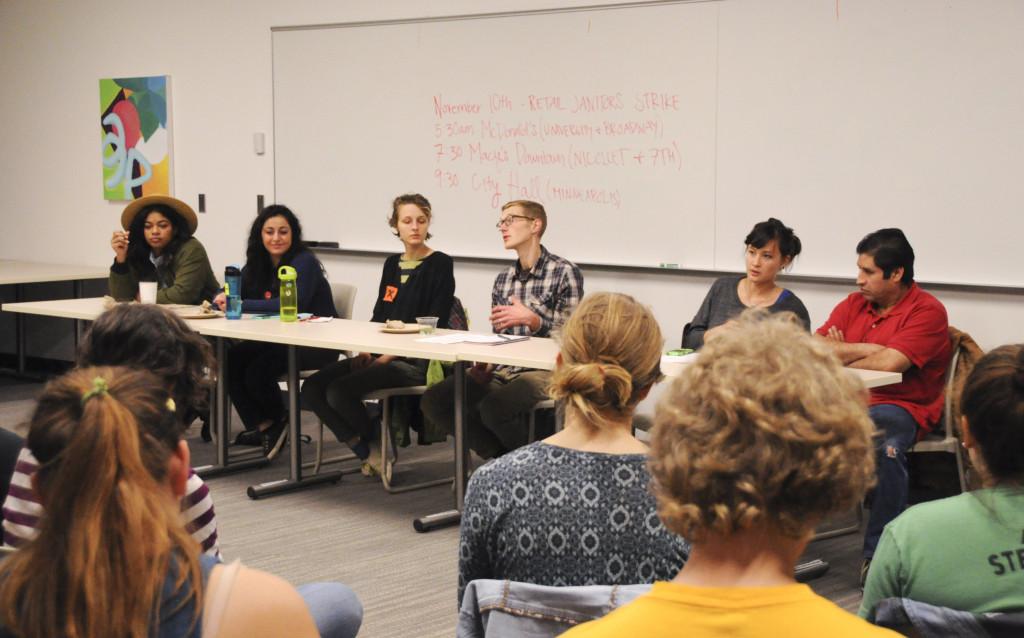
[109,194,220,304]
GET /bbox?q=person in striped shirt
[2,303,220,556]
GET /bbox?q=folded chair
[315,297,468,491]
[909,326,983,493]
[458,579,650,638]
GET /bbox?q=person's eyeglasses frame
[495,214,535,230]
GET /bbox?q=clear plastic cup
[139,281,157,304]
[416,316,439,334]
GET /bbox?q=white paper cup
[139,281,157,304]
[416,316,439,334]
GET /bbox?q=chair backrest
[944,326,985,440]
[331,282,357,319]
[457,579,650,638]
[449,296,468,331]
[872,597,1024,637]
[940,341,962,440]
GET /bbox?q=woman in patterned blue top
[457,292,689,604]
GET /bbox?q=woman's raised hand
[111,231,129,263]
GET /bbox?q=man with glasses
[422,200,583,459]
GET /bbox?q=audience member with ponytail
[0,367,362,638]
[564,310,895,638]
[860,344,1024,618]
[0,368,362,638]
[2,303,220,555]
[457,292,689,605]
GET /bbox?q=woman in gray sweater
[682,218,810,349]
[458,292,688,605]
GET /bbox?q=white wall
[1,0,1021,369]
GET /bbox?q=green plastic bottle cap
[278,265,297,281]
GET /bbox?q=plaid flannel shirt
[491,245,583,340]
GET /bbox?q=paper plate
[168,305,223,320]
[380,326,422,334]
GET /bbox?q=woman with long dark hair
[214,205,338,457]
[302,193,455,475]
[109,195,220,304]
[0,367,362,638]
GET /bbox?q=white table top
[0,297,902,389]
[0,298,460,362]
[456,333,902,389]
[197,317,461,362]
[456,337,561,370]
[845,367,904,390]
[0,296,107,320]
[0,260,108,286]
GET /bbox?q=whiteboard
[273,0,1024,286]
[715,0,1024,285]
[273,2,720,268]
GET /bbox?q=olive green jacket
[108,237,221,304]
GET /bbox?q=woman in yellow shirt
[562,311,898,638]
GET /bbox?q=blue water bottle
[224,265,242,320]
[278,265,298,322]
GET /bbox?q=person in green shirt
[108,195,220,305]
[861,344,1024,618]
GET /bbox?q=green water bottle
[278,265,298,322]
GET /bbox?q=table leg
[217,336,228,466]
[247,345,342,498]
[413,361,465,532]
[194,336,269,478]
[288,344,302,481]
[72,280,83,350]
[15,284,25,375]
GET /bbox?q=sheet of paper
[415,334,466,344]
[462,334,507,344]
[416,333,506,344]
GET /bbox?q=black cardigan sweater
[370,251,456,328]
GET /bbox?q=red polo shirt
[817,283,950,433]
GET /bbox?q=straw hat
[121,195,198,234]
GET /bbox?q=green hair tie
[81,376,109,404]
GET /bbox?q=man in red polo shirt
[816,228,950,583]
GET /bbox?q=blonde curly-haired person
[562,311,899,638]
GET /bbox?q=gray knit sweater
[457,442,689,605]
[682,276,810,349]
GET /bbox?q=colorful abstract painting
[100,76,172,200]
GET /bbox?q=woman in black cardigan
[302,194,455,474]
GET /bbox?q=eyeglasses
[495,214,534,229]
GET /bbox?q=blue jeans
[298,582,363,638]
[864,404,918,558]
